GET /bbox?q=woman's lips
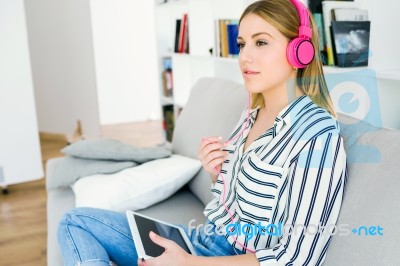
[243,69,260,78]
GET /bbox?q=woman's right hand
[198,136,229,183]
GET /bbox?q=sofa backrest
[324,113,400,265]
[173,77,400,264]
[172,77,247,205]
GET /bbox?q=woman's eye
[237,42,245,50]
[256,40,268,46]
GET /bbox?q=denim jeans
[57,207,243,266]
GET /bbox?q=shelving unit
[154,0,251,139]
[154,0,400,131]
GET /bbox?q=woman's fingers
[200,143,228,168]
[198,137,222,154]
[204,150,229,166]
[199,141,226,158]
[209,155,228,175]
[198,136,230,176]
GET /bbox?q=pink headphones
[286,0,315,68]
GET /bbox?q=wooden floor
[0,121,165,266]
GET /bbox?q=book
[322,1,359,66]
[215,19,239,58]
[162,71,173,97]
[219,20,229,57]
[161,57,173,97]
[227,22,239,57]
[179,14,188,53]
[174,19,181,53]
[309,0,324,13]
[333,8,368,21]
[308,0,355,13]
[313,13,328,64]
[183,14,189,53]
[162,105,175,142]
[331,21,371,67]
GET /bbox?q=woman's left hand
[137,231,192,266]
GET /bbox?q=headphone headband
[286,0,315,68]
[289,0,312,39]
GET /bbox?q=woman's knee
[57,207,94,238]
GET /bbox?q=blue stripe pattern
[204,95,347,265]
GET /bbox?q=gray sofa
[46,77,400,265]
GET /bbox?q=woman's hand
[198,136,229,183]
[137,231,191,266]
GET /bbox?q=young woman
[57,0,347,265]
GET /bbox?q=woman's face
[238,13,296,96]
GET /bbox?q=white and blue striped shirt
[204,95,348,265]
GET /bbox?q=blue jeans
[57,207,243,266]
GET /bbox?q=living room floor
[0,120,165,266]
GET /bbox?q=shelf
[214,56,238,63]
[323,66,400,81]
[161,96,175,105]
[323,66,368,74]
[160,53,173,58]
[376,70,400,81]
[157,0,188,7]
[171,52,191,58]
[172,53,239,63]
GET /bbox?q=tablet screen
[133,214,192,257]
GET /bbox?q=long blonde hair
[239,0,336,117]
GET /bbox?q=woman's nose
[239,46,253,64]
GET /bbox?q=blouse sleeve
[255,132,348,265]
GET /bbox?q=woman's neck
[260,81,305,118]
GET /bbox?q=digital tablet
[126,210,197,259]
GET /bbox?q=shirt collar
[276,95,312,126]
[249,106,260,122]
[251,95,313,134]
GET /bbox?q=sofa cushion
[62,138,171,163]
[324,113,400,265]
[71,155,201,212]
[46,156,136,190]
[172,78,247,205]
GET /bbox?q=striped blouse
[204,95,348,265]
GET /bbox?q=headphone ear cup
[287,38,315,68]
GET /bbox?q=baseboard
[39,132,68,143]
[39,120,84,144]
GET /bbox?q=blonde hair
[239,0,336,117]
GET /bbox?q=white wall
[90,0,161,125]
[358,0,400,71]
[0,0,43,185]
[24,0,101,137]
[358,0,400,130]
[378,79,400,130]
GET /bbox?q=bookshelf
[154,0,251,141]
[154,0,400,131]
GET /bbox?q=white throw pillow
[71,154,201,212]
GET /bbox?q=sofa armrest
[45,157,66,191]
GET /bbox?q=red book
[179,14,188,53]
